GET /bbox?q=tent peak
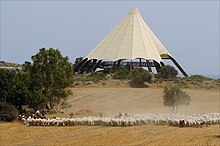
[128,8,140,15]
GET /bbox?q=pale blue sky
[0,1,219,76]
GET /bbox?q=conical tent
[75,8,188,77]
[86,8,169,63]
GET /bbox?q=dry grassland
[0,82,219,145]
[0,122,219,146]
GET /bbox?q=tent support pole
[110,61,116,74]
[79,60,91,74]
[86,59,97,73]
[74,58,88,72]
[169,56,188,77]
[153,60,161,73]
[92,60,102,71]
[146,60,152,72]
[116,60,122,68]
[139,58,142,67]
[130,60,133,72]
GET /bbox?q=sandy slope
[64,88,219,117]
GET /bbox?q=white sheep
[24,113,220,127]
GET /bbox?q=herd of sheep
[22,112,220,127]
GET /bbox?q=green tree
[129,68,152,87]
[0,69,46,111]
[159,65,178,79]
[23,48,74,110]
[163,86,191,114]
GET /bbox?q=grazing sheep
[24,113,220,127]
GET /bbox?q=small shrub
[158,65,178,79]
[129,68,152,88]
[86,72,106,83]
[186,75,212,82]
[113,68,130,80]
[0,101,19,122]
[69,112,74,118]
[154,78,163,84]
[101,82,106,86]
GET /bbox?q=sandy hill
[56,80,219,118]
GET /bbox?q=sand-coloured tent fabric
[86,8,170,63]
[75,8,188,77]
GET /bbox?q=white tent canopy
[75,8,188,77]
[86,8,171,63]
